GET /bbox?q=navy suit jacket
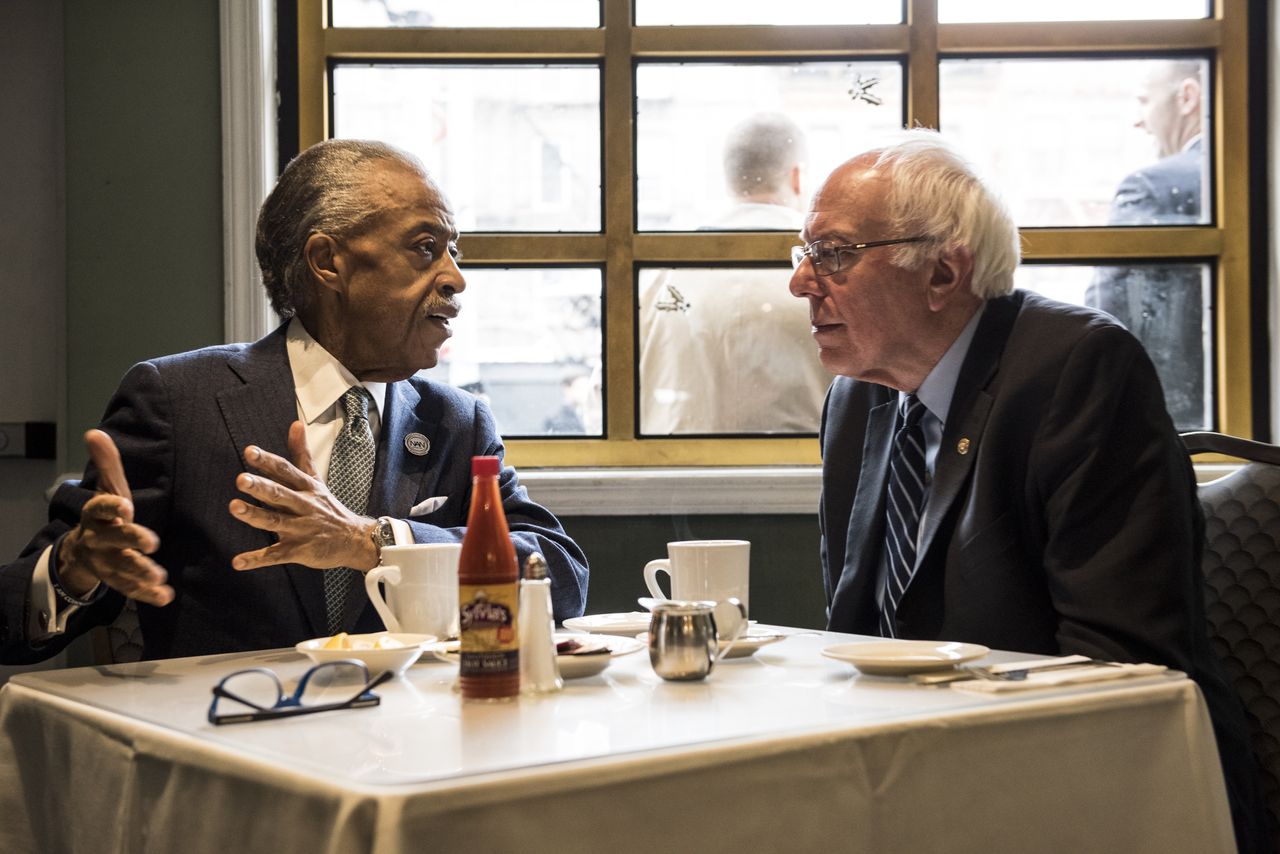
[820,290,1266,851]
[0,325,588,662]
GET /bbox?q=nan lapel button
[957,438,971,455]
[405,433,430,456]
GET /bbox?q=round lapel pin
[956,437,971,455]
[405,433,430,456]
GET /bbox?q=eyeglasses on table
[208,659,393,725]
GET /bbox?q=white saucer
[634,627,786,659]
[296,632,436,677]
[563,612,653,636]
[821,640,989,676]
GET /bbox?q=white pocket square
[409,496,448,516]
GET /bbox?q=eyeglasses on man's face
[208,660,392,725]
[790,237,928,277]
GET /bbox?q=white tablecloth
[0,629,1235,854]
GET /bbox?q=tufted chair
[1182,431,1280,846]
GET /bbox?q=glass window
[331,1,600,28]
[332,64,601,232]
[938,0,1208,23]
[1017,263,1212,432]
[940,58,1210,228]
[636,62,904,231]
[635,1,900,26]
[637,266,826,435]
[423,268,603,437]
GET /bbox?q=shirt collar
[908,303,986,426]
[285,317,387,426]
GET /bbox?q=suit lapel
[215,325,328,638]
[911,293,1023,585]
[828,397,896,634]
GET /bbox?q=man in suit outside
[1087,59,1208,430]
[789,129,1266,851]
[0,139,588,662]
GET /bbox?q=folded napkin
[949,661,1167,694]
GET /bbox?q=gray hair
[723,113,806,198]
[255,139,430,318]
[868,129,1020,299]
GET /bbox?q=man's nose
[442,253,466,294]
[789,261,818,298]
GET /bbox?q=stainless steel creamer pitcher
[647,598,748,681]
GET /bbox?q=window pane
[332,1,600,28]
[636,62,904,231]
[333,65,601,231]
[636,0,900,25]
[1016,264,1211,431]
[637,266,828,435]
[424,268,602,437]
[941,58,1210,227]
[939,0,1208,23]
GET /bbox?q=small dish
[562,612,653,636]
[295,632,436,677]
[633,627,785,660]
[821,640,990,676]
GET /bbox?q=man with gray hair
[790,129,1265,851]
[1,139,588,662]
[639,112,830,434]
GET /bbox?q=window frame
[292,0,1255,468]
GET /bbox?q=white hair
[868,129,1020,299]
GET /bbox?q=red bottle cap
[472,455,501,477]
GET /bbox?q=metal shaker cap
[523,552,548,580]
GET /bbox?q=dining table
[0,625,1235,854]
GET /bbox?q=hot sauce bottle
[458,455,520,700]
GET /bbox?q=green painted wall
[560,514,828,630]
[63,0,224,469]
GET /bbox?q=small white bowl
[295,632,436,677]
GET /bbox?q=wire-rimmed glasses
[208,660,393,725]
[790,237,928,276]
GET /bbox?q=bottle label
[459,583,519,677]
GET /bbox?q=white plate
[821,640,990,676]
[430,634,646,680]
[562,612,653,636]
[633,627,787,660]
[296,632,436,677]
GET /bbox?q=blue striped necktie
[880,394,928,638]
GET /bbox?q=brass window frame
[296,0,1251,468]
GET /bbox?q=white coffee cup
[365,543,461,639]
[643,540,750,639]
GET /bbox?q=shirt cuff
[29,545,74,639]
[389,517,414,546]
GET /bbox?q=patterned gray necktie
[324,386,376,634]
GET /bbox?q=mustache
[424,297,461,316]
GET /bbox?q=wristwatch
[370,516,397,557]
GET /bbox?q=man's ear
[926,244,974,312]
[1176,76,1202,116]
[303,233,344,294]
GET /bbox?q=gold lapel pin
[957,438,971,455]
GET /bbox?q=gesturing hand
[229,420,379,572]
[57,429,174,607]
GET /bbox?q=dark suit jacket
[1087,139,1206,431]
[820,290,1266,851]
[0,325,589,662]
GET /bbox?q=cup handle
[364,565,402,634]
[642,559,672,600]
[712,598,749,664]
